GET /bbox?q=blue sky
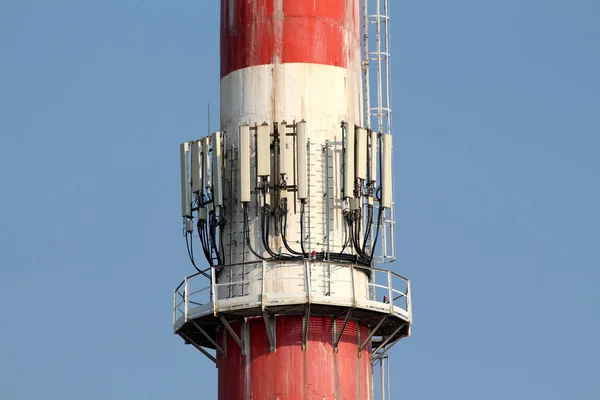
[1,1,598,399]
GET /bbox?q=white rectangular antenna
[239,124,251,203]
[191,141,202,193]
[356,127,367,181]
[202,138,211,189]
[212,132,223,207]
[180,142,191,217]
[257,123,271,177]
[381,133,393,208]
[296,120,308,200]
[343,123,355,198]
[279,122,287,177]
[370,130,377,183]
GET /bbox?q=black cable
[208,210,221,265]
[261,197,302,260]
[368,133,385,262]
[185,232,199,271]
[369,206,384,264]
[218,206,226,265]
[201,219,213,265]
[370,133,391,263]
[186,232,211,278]
[370,131,384,263]
[203,189,220,266]
[201,222,210,263]
[219,231,225,265]
[374,186,382,202]
[368,141,384,264]
[198,220,213,266]
[280,204,303,256]
[328,211,371,266]
[263,206,287,258]
[243,207,268,261]
[362,205,374,254]
[261,206,279,258]
[183,193,204,273]
[259,193,280,258]
[353,210,370,259]
[338,214,352,255]
[299,202,307,257]
[351,214,361,255]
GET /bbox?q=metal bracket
[358,316,387,352]
[220,316,246,355]
[333,308,353,352]
[261,260,267,311]
[179,332,217,365]
[190,320,226,355]
[372,338,401,363]
[371,323,406,360]
[263,310,276,352]
[301,304,311,351]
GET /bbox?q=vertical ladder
[363,0,396,264]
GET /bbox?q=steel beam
[179,332,217,365]
[220,316,245,355]
[263,311,276,352]
[333,308,353,352]
[359,316,387,352]
[191,320,225,355]
[372,323,406,358]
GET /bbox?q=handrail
[174,271,204,292]
[173,260,410,291]
[173,260,411,328]
[184,278,189,321]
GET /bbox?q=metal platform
[173,260,411,362]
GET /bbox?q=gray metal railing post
[371,270,377,301]
[211,266,217,315]
[387,271,393,314]
[304,260,312,301]
[173,290,177,328]
[184,278,189,322]
[261,260,267,310]
[406,279,412,321]
[350,264,356,307]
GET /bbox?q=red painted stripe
[221,0,359,78]
[217,316,371,400]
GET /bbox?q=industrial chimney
[174,1,411,399]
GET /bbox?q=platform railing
[173,261,411,330]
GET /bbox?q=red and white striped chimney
[218,1,371,399]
